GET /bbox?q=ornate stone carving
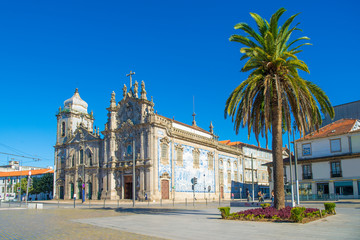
[122,84,127,98]
[141,80,147,100]
[134,81,138,98]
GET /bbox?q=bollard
[185,198,187,207]
[173,198,174,207]
[160,198,162,207]
[74,198,76,208]
[117,200,119,208]
[206,198,207,206]
[103,198,106,208]
[58,199,60,208]
[89,199,91,208]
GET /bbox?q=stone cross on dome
[126,71,135,87]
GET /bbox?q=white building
[268,118,360,200]
[219,141,272,198]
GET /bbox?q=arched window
[88,151,93,166]
[71,155,75,167]
[161,143,169,165]
[61,122,66,137]
[80,149,84,165]
[127,145,132,155]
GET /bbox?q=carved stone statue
[134,81,138,98]
[122,84,127,98]
[141,80,147,100]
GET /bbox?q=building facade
[54,78,271,201]
[219,141,272,198]
[0,166,53,201]
[268,119,360,200]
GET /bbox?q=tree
[39,173,54,198]
[225,8,334,209]
[14,178,33,196]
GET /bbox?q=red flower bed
[236,206,319,220]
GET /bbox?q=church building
[54,73,271,201]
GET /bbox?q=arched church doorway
[87,182,92,199]
[161,180,169,199]
[59,186,64,199]
[70,183,74,199]
[124,176,133,199]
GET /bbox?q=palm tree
[225,8,334,209]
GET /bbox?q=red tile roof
[300,119,360,141]
[0,169,54,178]
[219,140,272,152]
[156,114,211,135]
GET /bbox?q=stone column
[353,180,358,197]
[140,167,145,199]
[171,139,175,199]
[329,180,335,196]
[109,170,117,199]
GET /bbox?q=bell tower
[56,88,94,145]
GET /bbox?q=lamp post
[132,139,135,207]
[293,130,300,205]
[251,153,254,202]
[25,170,31,206]
[287,131,295,207]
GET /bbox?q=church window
[127,145,132,155]
[227,160,231,169]
[61,122,66,137]
[234,171,238,182]
[227,171,231,185]
[219,170,224,185]
[161,143,169,165]
[176,145,183,166]
[207,152,213,170]
[88,151,93,166]
[193,148,200,168]
[80,150,84,165]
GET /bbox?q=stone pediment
[67,127,99,144]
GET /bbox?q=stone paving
[75,202,360,240]
[0,201,359,240]
[0,208,165,240]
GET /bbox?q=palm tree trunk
[272,84,285,210]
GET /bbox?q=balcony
[302,173,313,180]
[331,171,342,178]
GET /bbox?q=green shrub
[259,214,265,219]
[260,203,271,209]
[218,207,231,219]
[290,207,306,223]
[245,214,254,220]
[271,215,280,220]
[324,203,336,214]
[230,213,239,219]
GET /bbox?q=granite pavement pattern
[0,208,166,240]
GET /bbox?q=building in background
[267,119,360,200]
[54,76,273,201]
[0,165,53,201]
[219,141,272,198]
[321,100,360,127]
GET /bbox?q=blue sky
[0,0,359,168]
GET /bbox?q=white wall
[297,135,350,159]
[342,158,360,178]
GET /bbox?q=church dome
[63,88,88,114]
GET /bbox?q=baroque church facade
[54,74,271,201]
